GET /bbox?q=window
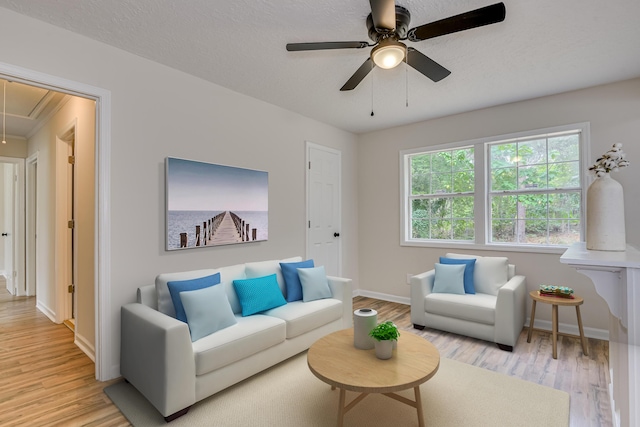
[408,147,475,241]
[401,123,588,252]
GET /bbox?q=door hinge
[68,284,75,293]
[68,155,75,164]
[68,219,75,229]
[308,161,311,170]
[308,221,311,228]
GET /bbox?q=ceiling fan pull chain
[405,59,409,107]
[370,61,375,117]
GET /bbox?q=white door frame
[0,156,25,295]
[0,61,112,381]
[305,141,342,277]
[26,152,37,296]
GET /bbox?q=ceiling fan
[286,0,506,91]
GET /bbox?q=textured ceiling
[1,0,639,134]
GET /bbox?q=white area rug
[105,352,569,427]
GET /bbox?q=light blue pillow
[439,257,476,294]
[297,266,332,302]
[180,285,237,342]
[432,263,466,295]
[167,273,221,322]
[233,274,287,316]
[280,259,314,302]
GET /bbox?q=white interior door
[3,163,14,293]
[306,142,341,276]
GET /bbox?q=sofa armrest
[409,270,435,327]
[121,303,196,417]
[494,275,527,347]
[327,276,353,328]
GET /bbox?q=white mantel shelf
[560,242,640,427]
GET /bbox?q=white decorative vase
[374,340,394,360]
[586,173,626,251]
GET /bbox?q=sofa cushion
[167,273,221,322]
[155,269,219,318]
[217,263,247,315]
[425,293,497,325]
[439,257,476,294]
[298,266,332,302]
[432,263,466,295]
[233,274,287,316]
[280,259,314,302]
[180,285,237,341]
[444,253,509,296]
[264,299,343,339]
[192,314,286,375]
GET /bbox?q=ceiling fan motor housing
[367,5,411,42]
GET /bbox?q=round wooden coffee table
[307,328,440,427]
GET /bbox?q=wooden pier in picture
[179,211,258,248]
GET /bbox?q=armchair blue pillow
[432,263,466,295]
[439,257,476,294]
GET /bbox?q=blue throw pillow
[180,285,237,341]
[233,274,287,316]
[432,263,466,295]
[439,257,476,294]
[297,266,332,302]
[280,259,314,302]
[167,273,221,322]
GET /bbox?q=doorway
[0,156,25,296]
[0,61,112,381]
[306,142,342,277]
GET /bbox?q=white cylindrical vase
[353,308,377,349]
[586,173,626,251]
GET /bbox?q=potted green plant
[369,321,400,359]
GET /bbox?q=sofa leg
[164,406,191,422]
[413,324,425,330]
[497,343,513,352]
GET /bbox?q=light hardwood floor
[0,290,611,426]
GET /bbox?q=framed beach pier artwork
[165,157,268,250]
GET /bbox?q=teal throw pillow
[180,285,237,341]
[439,257,476,294]
[233,274,287,316]
[280,259,314,302]
[432,263,466,295]
[167,273,221,322]
[297,266,332,302]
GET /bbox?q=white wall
[0,8,359,378]
[358,78,640,334]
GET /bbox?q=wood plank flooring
[0,289,611,426]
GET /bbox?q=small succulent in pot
[368,321,400,342]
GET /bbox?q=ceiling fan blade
[406,48,451,82]
[369,0,396,32]
[407,2,506,42]
[286,41,369,51]
[340,58,374,91]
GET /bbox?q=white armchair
[409,253,526,351]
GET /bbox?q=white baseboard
[352,289,609,341]
[527,317,609,341]
[352,289,410,306]
[75,332,96,363]
[36,301,57,323]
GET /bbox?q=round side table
[526,290,588,359]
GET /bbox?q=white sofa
[120,256,353,421]
[409,253,526,351]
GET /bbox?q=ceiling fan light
[371,39,406,69]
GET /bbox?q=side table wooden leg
[527,300,537,343]
[576,305,589,356]
[337,388,346,427]
[552,304,558,359]
[414,386,425,427]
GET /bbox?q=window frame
[400,122,591,254]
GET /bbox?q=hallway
[0,288,127,426]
